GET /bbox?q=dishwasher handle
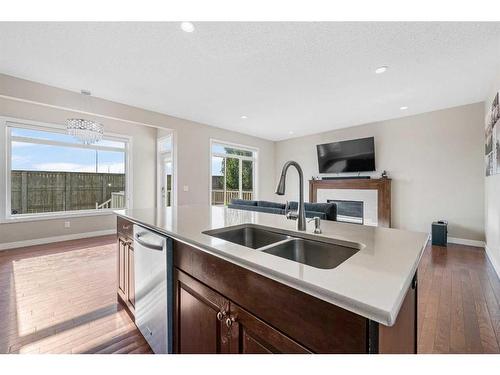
[135,233,164,251]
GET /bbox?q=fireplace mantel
[309,178,392,228]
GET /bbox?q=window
[210,141,257,205]
[6,121,129,217]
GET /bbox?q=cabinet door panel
[229,303,311,354]
[118,238,127,295]
[175,269,230,354]
[241,330,273,353]
[127,245,135,307]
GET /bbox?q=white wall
[275,103,485,241]
[485,71,500,277]
[0,74,275,246]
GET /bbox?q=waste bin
[432,220,448,246]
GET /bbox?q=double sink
[203,224,360,269]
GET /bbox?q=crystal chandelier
[66,89,104,145]
[66,118,104,144]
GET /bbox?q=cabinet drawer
[117,216,133,238]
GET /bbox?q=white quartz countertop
[115,205,429,326]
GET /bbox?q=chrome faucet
[275,161,306,231]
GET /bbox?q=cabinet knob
[225,317,235,328]
[216,311,224,321]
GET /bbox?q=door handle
[135,233,164,251]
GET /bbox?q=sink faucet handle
[308,216,322,234]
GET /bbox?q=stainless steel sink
[262,238,359,269]
[203,224,360,269]
[203,225,290,249]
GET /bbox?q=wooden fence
[11,170,125,215]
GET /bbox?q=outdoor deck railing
[96,191,126,209]
[211,190,253,205]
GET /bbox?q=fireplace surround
[309,178,391,227]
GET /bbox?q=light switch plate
[64,221,71,228]
[183,185,189,192]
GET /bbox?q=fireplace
[317,188,377,226]
[328,199,364,225]
[309,178,391,227]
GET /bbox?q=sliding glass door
[158,134,173,207]
[210,142,256,206]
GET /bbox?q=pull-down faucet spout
[275,161,306,231]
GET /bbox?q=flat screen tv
[316,137,375,173]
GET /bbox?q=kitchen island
[115,205,428,354]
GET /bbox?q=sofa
[228,199,337,221]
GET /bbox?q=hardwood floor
[418,242,500,353]
[0,235,152,354]
[1,236,499,354]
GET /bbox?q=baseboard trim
[485,245,500,280]
[447,237,485,248]
[0,229,117,251]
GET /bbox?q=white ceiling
[1,22,500,141]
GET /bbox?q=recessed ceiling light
[240,115,248,120]
[288,131,294,135]
[180,22,195,33]
[400,106,408,110]
[375,66,388,74]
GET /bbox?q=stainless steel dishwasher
[133,225,173,354]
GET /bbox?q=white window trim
[0,116,133,222]
[209,138,259,205]
[156,132,176,208]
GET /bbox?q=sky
[212,156,223,176]
[11,128,125,173]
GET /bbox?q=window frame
[209,138,258,206]
[156,132,176,208]
[1,116,133,221]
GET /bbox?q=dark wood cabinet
[227,302,311,354]
[118,237,127,295]
[378,276,417,353]
[174,269,309,354]
[173,239,417,354]
[117,217,135,318]
[127,244,135,308]
[174,269,230,353]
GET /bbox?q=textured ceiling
[1,22,500,140]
